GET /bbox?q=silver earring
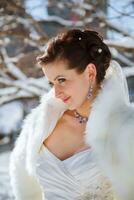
[87,85,93,99]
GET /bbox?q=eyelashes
[58,78,66,84]
[48,78,66,87]
[48,82,54,87]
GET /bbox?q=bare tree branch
[1,48,28,80]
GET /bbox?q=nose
[54,85,63,99]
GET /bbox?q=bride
[10,29,134,200]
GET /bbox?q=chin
[67,103,75,110]
[68,102,81,111]
[68,107,75,111]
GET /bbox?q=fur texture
[9,60,134,200]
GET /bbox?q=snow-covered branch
[1,48,28,80]
[105,38,134,51]
[97,11,134,39]
[42,15,93,26]
[123,67,134,78]
[0,77,48,96]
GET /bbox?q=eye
[58,78,66,85]
[48,82,54,87]
[48,78,66,87]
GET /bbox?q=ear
[85,63,97,82]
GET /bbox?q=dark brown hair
[37,29,111,84]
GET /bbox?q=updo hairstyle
[37,29,111,84]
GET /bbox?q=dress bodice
[36,145,114,200]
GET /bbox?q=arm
[9,112,43,200]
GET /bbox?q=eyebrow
[54,75,65,81]
[47,75,65,84]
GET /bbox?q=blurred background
[0,0,134,199]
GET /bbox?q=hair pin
[98,48,102,53]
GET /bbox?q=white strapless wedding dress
[36,145,114,200]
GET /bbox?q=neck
[76,85,100,118]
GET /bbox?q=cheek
[67,82,88,109]
[73,80,88,96]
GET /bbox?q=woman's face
[42,59,96,110]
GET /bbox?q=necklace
[74,110,88,124]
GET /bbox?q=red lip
[63,97,70,102]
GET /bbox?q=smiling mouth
[63,97,70,102]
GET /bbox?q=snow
[0,101,24,136]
